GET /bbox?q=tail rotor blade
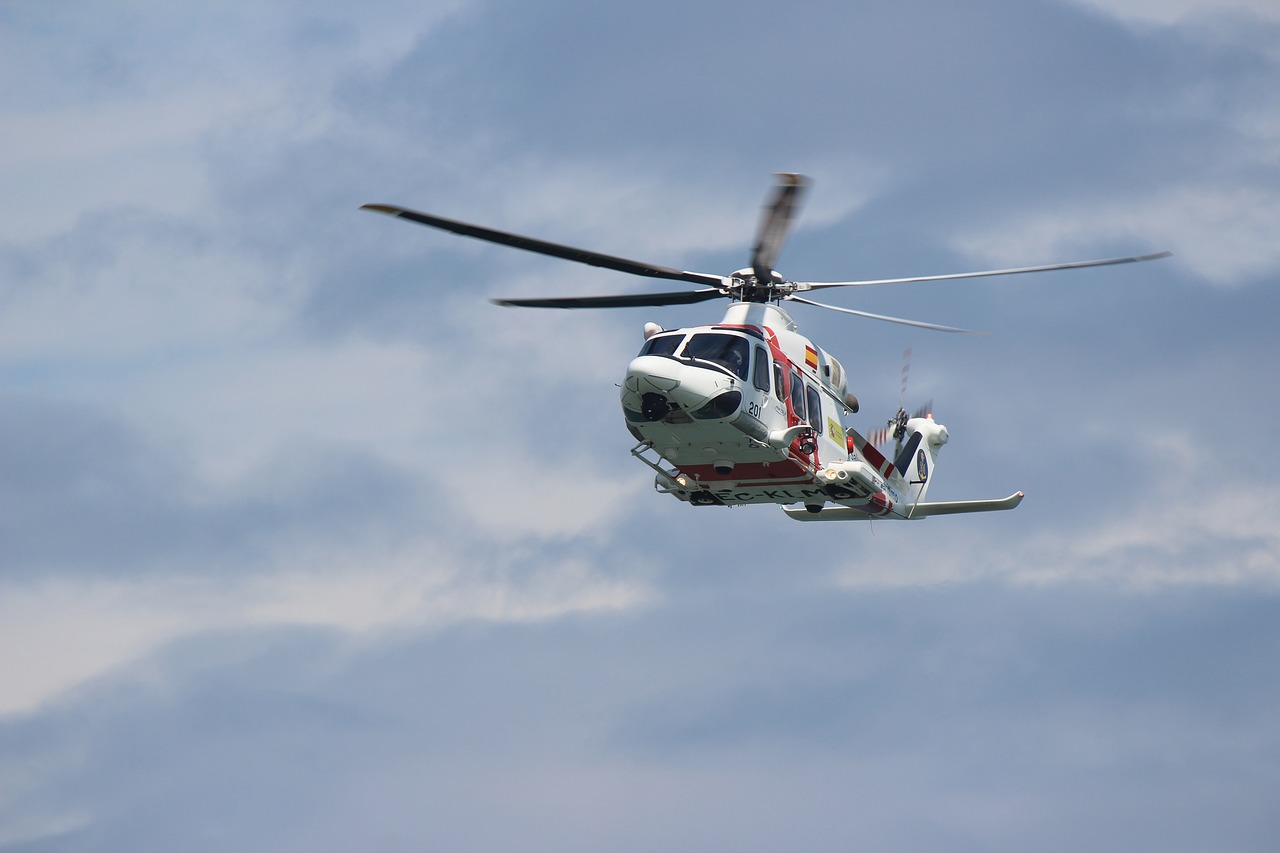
[899,348,911,410]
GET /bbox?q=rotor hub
[730,268,788,303]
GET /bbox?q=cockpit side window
[806,385,822,429]
[639,334,683,358]
[789,370,805,421]
[773,362,786,403]
[683,333,750,380]
[752,346,771,393]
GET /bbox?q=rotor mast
[721,299,798,332]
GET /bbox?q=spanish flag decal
[805,346,819,370]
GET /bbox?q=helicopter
[363,174,1169,521]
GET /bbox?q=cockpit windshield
[639,333,683,358]
[682,333,750,380]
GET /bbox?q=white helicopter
[363,174,1168,521]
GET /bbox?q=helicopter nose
[621,355,733,420]
[622,356,682,422]
[624,355,683,395]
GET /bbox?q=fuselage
[620,302,913,516]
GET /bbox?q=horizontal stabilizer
[908,491,1024,517]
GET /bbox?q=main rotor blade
[785,295,984,334]
[493,288,726,309]
[800,251,1172,290]
[750,173,808,285]
[362,204,725,288]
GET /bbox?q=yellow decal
[827,418,843,444]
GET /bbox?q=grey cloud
[5,585,1277,851]
[0,395,428,580]
[358,1,1272,182]
[319,0,1280,312]
[4,1,1280,849]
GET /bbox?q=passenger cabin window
[773,362,785,402]
[789,370,805,421]
[752,346,770,393]
[639,334,683,357]
[683,333,750,380]
[806,385,822,429]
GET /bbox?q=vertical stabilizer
[897,416,948,510]
[892,432,924,478]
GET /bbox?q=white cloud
[0,545,653,717]
[1071,0,1280,25]
[448,455,648,542]
[0,218,299,366]
[356,160,885,308]
[3,3,1278,847]
[0,1,468,243]
[112,336,441,485]
[834,429,1280,590]
[950,184,1280,286]
[0,808,90,851]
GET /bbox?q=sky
[2,0,1279,849]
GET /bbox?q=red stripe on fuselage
[859,440,893,476]
[763,327,821,469]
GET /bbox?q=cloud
[6,580,1276,851]
[832,426,1280,590]
[0,545,654,717]
[951,184,1280,286]
[1071,0,1280,25]
[0,1,466,242]
[3,0,1280,849]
